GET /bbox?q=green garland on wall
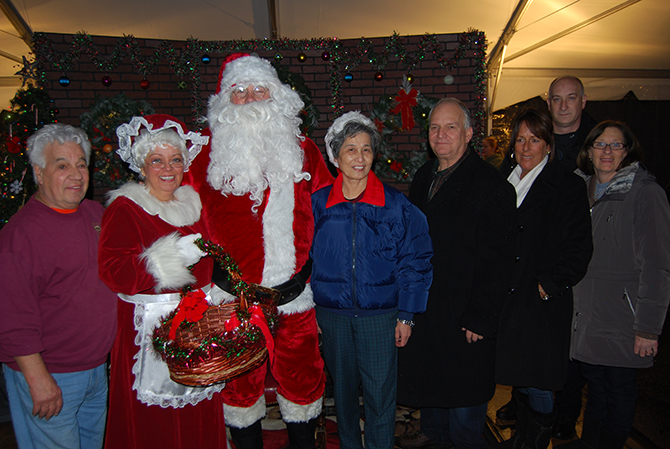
[31,30,487,146]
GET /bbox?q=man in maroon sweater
[0,124,117,449]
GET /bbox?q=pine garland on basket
[152,239,279,386]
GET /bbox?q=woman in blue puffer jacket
[311,111,433,449]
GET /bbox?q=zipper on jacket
[351,202,358,312]
[624,287,635,316]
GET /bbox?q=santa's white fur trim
[277,393,323,423]
[224,395,266,429]
[261,181,296,287]
[277,284,315,316]
[106,183,202,227]
[140,232,196,292]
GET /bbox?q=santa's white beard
[207,99,309,210]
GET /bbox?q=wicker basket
[153,290,278,387]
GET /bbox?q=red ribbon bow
[224,304,275,365]
[390,88,418,131]
[168,289,209,340]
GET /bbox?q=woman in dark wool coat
[495,108,593,449]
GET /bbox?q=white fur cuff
[141,232,197,292]
[277,394,323,423]
[224,395,266,429]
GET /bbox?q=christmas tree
[0,85,57,229]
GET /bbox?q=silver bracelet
[397,318,415,328]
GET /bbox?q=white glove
[176,233,207,267]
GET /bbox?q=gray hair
[27,123,92,169]
[324,111,381,167]
[331,121,381,161]
[429,98,472,130]
[131,128,188,174]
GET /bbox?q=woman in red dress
[98,115,226,448]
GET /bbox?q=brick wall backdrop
[37,32,482,195]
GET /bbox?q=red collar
[326,171,385,208]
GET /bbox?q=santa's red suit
[184,131,332,426]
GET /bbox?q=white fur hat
[324,111,376,168]
[216,53,280,95]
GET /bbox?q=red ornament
[102,144,114,154]
[101,76,112,87]
[6,136,21,154]
[140,79,150,90]
[374,72,383,82]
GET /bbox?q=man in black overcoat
[397,98,516,449]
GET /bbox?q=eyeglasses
[148,157,184,169]
[231,85,269,100]
[591,142,626,151]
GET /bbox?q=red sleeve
[301,137,334,193]
[98,199,158,295]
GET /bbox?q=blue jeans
[518,387,554,414]
[316,307,397,449]
[420,403,488,449]
[4,363,108,449]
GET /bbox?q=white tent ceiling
[0,0,668,113]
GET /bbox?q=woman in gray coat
[567,121,670,448]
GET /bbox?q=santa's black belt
[211,259,312,306]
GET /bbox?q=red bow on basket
[168,289,208,340]
[224,298,276,365]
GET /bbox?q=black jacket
[495,160,593,390]
[397,150,516,408]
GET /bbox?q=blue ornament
[344,73,353,82]
[201,54,211,64]
[58,75,70,87]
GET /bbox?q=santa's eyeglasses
[231,85,270,100]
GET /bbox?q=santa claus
[184,53,333,449]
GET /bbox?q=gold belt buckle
[247,283,281,306]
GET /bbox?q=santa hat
[116,114,209,173]
[216,53,280,95]
[324,111,376,168]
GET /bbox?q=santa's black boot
[230,420,264,449]
[286,418,318,449]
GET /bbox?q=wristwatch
[397,318,415,328]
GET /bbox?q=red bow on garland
[168,289,209,340]
[224,304,275,365]
[390,88,418,131]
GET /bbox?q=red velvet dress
[98,184,226,449]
